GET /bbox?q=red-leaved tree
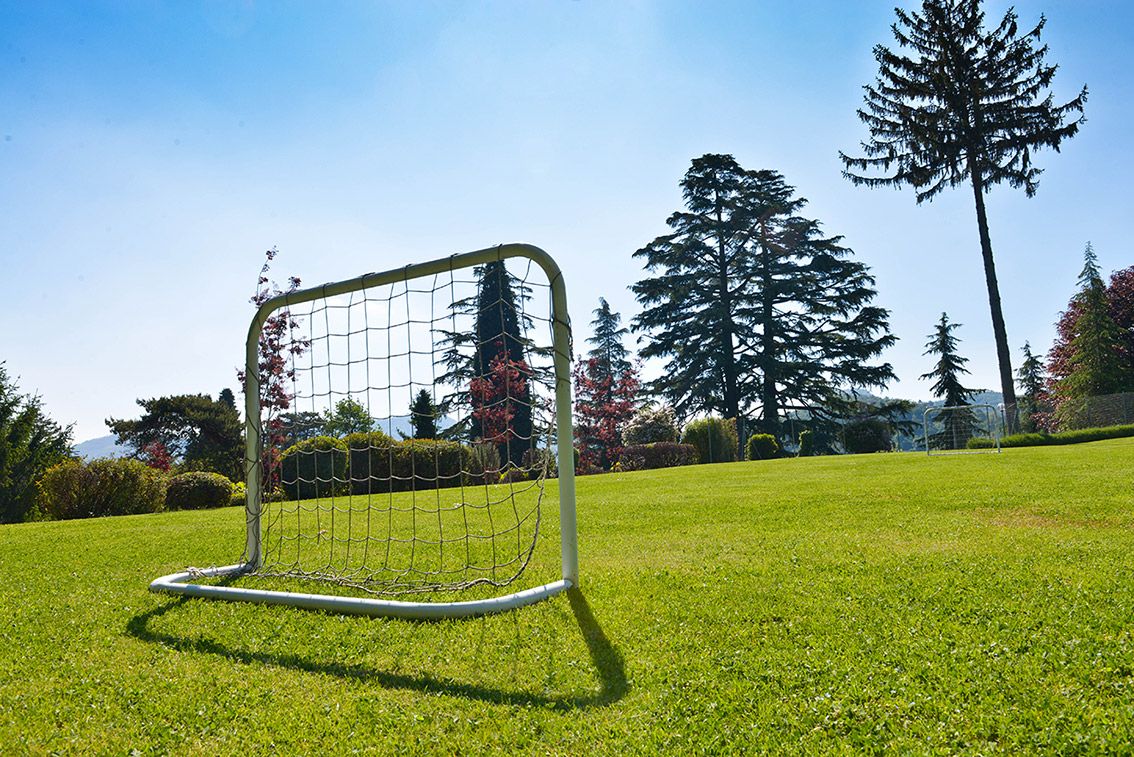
[469,346,532,466]
[573,357,640,470]
[139,441,173,472]
[237,248,309,492]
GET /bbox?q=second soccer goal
[151,243,579,619]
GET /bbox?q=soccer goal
[923,403,1003,455]
[151,243,579,618]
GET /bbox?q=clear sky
[2,0,1131,442]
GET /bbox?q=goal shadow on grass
[126,588,626,710]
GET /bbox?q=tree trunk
[968,164,1019,430]
[714,197,743,459]
[759,228,781,440]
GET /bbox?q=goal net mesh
[244,257,558,596]
[923,403,1002,454]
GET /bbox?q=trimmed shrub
[843,419,892,454]
[280,436,349,500]
[166,471,234,510]
[798,429,815,457]
[746,433,779,460]
[389,439,469,492]
[230,480,246,507]
[344,430,396,495]
[966,437,996,449]
[521,447,557,478]
[683,417,738,463]
[999,423,1134,448]
[468,443,502,485]
[622,406,678,446]
[618,442,699,471]
[36,458,167,520]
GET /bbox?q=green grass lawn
[3,440,1133,753]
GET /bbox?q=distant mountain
[73,435,131,460]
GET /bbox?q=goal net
[151,244,578,618]
[923,403,1002,455]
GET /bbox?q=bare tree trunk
[968,165,1019,430]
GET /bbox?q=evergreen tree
[573,358,640,471]
[1015,341,1047,432]
[107,392,243,480]
[408,389,439,439]
[0,363,73,523]
[1053,245,1132,404]
[632,155,896,452]
[920,313,979,447]
[437,261,535,466]
[587,298,631,381]
[841,0,1088,424]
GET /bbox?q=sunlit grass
[1,439,1132,752]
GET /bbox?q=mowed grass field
[2,440,1133,754]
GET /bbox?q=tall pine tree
[841,0,1088,424]
[437,260,534,466]
[408,389,439,439]
[632,155,896,451]
[1052,245,1131,406]
[587,298,632,381]
[1015,341,1047,432]
[574,298,640,470]
[921,313,979,448]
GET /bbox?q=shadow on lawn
[126,587,627,710]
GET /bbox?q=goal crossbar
[150,243,579,618]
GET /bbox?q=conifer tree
[633,154,896,452]
[587,298,632,381]
[920,313,979,447]
[841,0,1088,422]
[0,364,73,523]
[1015,341,1047,432]
[408,389,439,439]
[1053,245,1131,403]
[437,261,534,466]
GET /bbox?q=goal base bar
[149,565,573,619]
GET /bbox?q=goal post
[923,403,1003,455]
[151,243,579,618]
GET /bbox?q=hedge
[280,436,349,500]
[618,442,699,471]
[746,433,779,460]
[35,458,167,520]
[986,423,1134,449]
[166,471,234,510]
[682,417,738,463]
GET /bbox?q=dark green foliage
[279,436,349,500]
[35,458,166,520]
[842,419,893,454]
[408,389,440,439]
[277,411,325,449]
[999,424,1134,448]
[437,261,535,467]
[386,439,470,493]
[617,442,699,471]
[842,0,1088,415]
[797,429,815,457]
[322,398,374,437]
[587,298,632,380]
[106,392,242,480]
[681,417,738,464]
[343,430,396,495]
[632,155,895,452]
[165,472,234,510]
[1016,341,1047,432]
[746,434,779,461]
[1056,245,1132,404]
[966,437,996,449]
[621,406,678,446]
[921,313,979,447]
[0,364,73,523]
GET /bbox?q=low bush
[467,443,502,485]
[999,424,1134,448]
[344,430,397,494]
[746,433,779,460]
[36,458,167,520]
[280,436,349,500]
[683,417,738,463]
[622,406,679,446]
[618,442,699,471]
[166,471,234,510]
[521,447,557,478]
[843,419,892,454]
[389,439,469,492]
[798,429,815,457]
[966,437,996,449]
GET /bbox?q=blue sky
[2,0,1131,442]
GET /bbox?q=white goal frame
[151,243,579,618]
[923,403,1003,456]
